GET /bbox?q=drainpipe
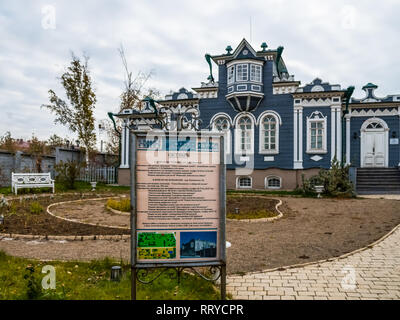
[107,112,121,168]
[342,86,355,165]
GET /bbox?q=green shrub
[106,198,130,212]
[23,265,43,299]
[30,201,44,214]
[300,157,355,198]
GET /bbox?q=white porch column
[119,120,130,168]
[336,107,342,162]
[294,99,303,169]
[345,115,351,165]
[398,107,400,167]
[298,107,303,164]
[293,108,298,164]
[331,106,337,162]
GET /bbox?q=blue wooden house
[118,39,400,193]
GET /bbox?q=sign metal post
[118,103,226,300]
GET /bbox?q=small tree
[54,160,85,190]
[0,131,17,152]
[42,53,96,164]
[47,134,68,150]
[300,158,355,197]
[28,135,49,173]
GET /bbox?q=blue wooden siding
[199,59,295,170]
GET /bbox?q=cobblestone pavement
[361,194,400,200]
[227,225,400,300]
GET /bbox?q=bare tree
[102,45,161,157]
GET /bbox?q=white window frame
[265,176,282,189]
[306,111,327,154]
[227,66,235,85]
[250,64,262,83]
[236,176,252,189]
[212,115,232,155]
[259,113,280,155]
[234,114,255,155]
[236,64,248,82]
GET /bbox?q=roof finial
[261,42,268,52]
[225,45,233,54]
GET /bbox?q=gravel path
[0,238,130,262]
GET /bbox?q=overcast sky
[1,0,399,141]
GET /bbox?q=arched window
[237,176,252,189]
[260,115,279,154]
[212,116,231,154]
[214,117,229,131]
[265,176,282,189]
[366,122,383,129]
[235,115,254,155]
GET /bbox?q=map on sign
[137,232,176,260]
[136,135,221,263]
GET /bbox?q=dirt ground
[226,196,400,274]
[1,196,399,275]
[227,196,278,219]
[50,198,129,229]
[0,195,129,236]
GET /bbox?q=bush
[55,160,85,190]
[30,201,44,214]
[23,265,43,299]
[300,157,355,198]
[106,198,130,212]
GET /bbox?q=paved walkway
[361,194,400,200]
[227,223,400,300]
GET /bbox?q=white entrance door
[363,131,386,167]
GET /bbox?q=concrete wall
[226,168,320,190]
[0,151,55,187]
[0,148,118,187]
[117,167,320,190]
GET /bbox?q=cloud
[0,0,399,141]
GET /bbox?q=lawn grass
[227,209,277,220]
[0,251,220,300]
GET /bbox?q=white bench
[11,172,55,195]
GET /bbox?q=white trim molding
[119,120,130,168]
[226,59,264,68]
[306,111,328,154]
[302,98,333,107]
[350,108,399,117]
[273,86,298,95]
[345,115,351,165]
[293,104,303,169]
